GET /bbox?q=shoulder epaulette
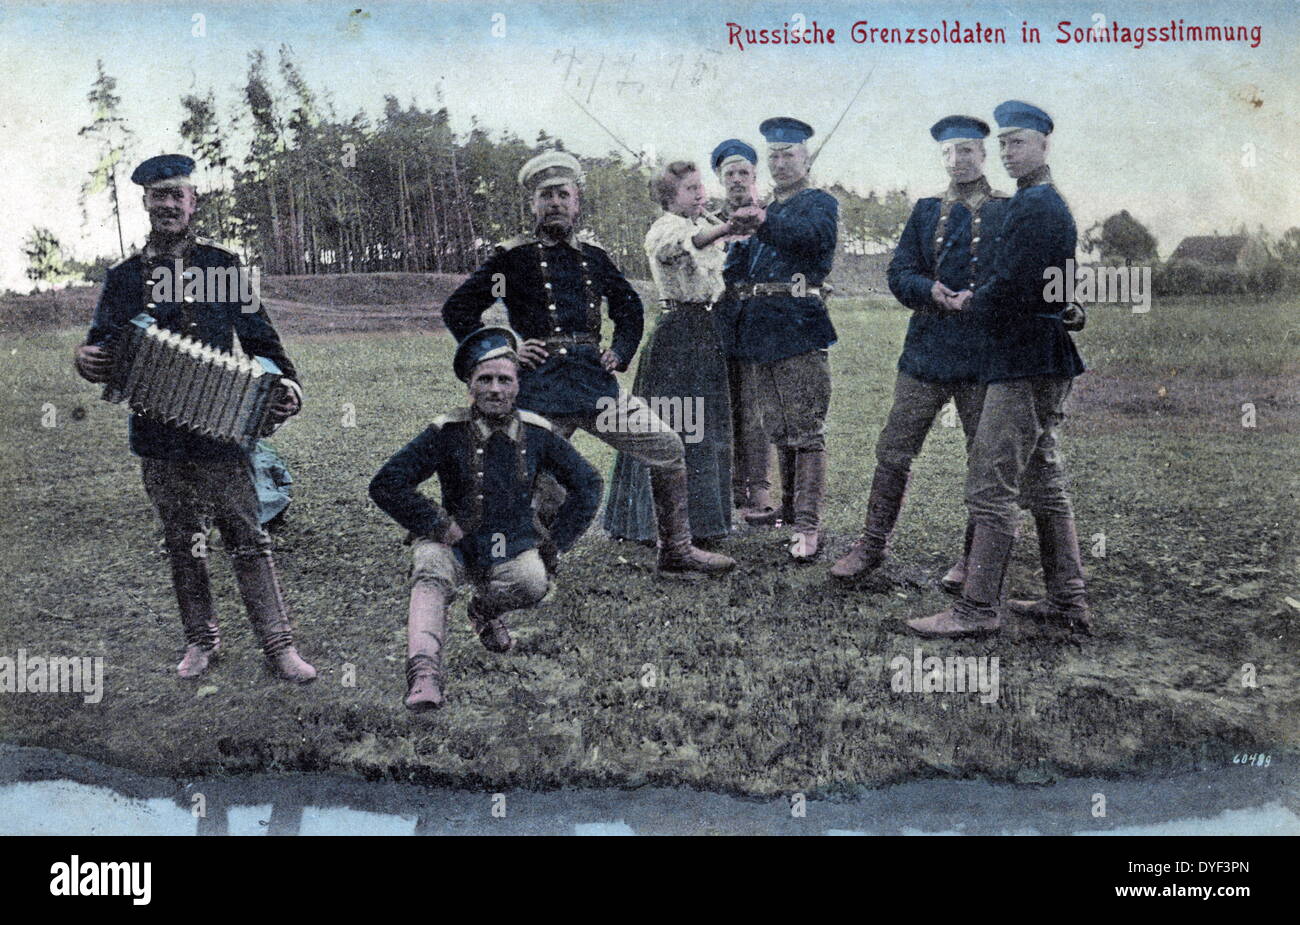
[496,234,536,253]
[430,407,472,429]
[194,238,241,259]
[518,409,557,433]
[109,251,140,271]
[576,229,607,253]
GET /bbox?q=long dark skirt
[603,305,733,542]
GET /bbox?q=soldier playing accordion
[74,154,315,683]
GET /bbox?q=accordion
[102,313,283,450]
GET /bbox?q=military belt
[543,333,600,355]
[658,299,714,313]
[728,282,823,300]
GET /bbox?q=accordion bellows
[102,313,283,450]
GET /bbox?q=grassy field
[0,294,1296,796]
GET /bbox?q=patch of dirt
[1069,370,1300,433]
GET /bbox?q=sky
[1,0,1297,291]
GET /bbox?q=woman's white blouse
[643,211,726,304]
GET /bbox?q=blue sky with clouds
[1,0,1296,289]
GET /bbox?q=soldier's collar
[944,175,992,206]
[534,228,583,252]
[472,409,522,442]
[1017,164,1053,189]
[144,231,196,261]
[771,177,811,203]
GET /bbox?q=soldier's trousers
[409,540,549,616]
[875,371,984,473]
[965,377,1076,535]
[535,389,686,524]
[746,349,831,451]
[141,454,272,559]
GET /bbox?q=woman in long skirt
[604,161,755,544]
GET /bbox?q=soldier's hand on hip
[517,339,550,369]
[74,343,113,383]
[600,348,621,372]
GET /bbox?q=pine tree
[78,60,135,258]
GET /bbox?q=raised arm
[754,190,838,260]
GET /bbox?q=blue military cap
[130,154,196,188]
[759,117,815,147]
[993,100,1054,136]
[711,139,757,173]
[930,115,990,143]
[453,326,520,382]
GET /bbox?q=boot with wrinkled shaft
[789,448,827,561]
[939,520,977,594]
[1006,513,1092,633]
[230,551,316,683]
[905,525,1014,638]
[830,464,909,579]
[167,540,220,679]
[745,447,794,527]
[653,467,736,577]
[405,583,446,710]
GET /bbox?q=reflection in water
[2,745,1296,836]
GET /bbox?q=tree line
[24,47,921,288]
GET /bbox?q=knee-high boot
[829,463,909,579]
[789,448,827,561]
[230,551,317,683]
[1006,512,1091,632]
[405,583,447,710]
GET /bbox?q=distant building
[1168,234,1268,267]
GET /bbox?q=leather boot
[939,520,977,595]
[1007,513,1092,632]
[467,596,514,653]
[745,447,794,526]
[830,464,909,580]
[737,440,777,520]
[789,448,827,561]
[230,551,317,683]
[653,467,736,577]
[740,484,776,521]
[167,542,220,679]
[405,583,446,710]
[905,525,1014,638]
